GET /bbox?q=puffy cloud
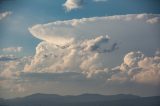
[27,14,160,78]
[24,34,117,78]
[63,0,84,12]
[0,11,12,20]
[123,51,145,67]
[2,47,23,52]
[0,56,32,95]
[81,35,118,53]
[24,41,77,73]
[0,56,32,79]
[111,51,160,85]
[146,17,160,24]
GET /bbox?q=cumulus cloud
[81,35,118,53]
[0,56,32,79]
[146,17,160,24]
[63,0,84,12]
[23,35,117,78]
[0,56,32,94]
[110,51,160,85]
[27,14,160,78]
[0,11,12,20]
[2,47,23,52]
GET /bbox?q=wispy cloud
[0,55,17,61]
[2,47,23,53]
[93,0,108,2]
[0,11,12,20]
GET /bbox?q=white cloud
[0,56,32,79]
[23,35,117,78]
[146,17,160,24]
[0,56,32,95]
[29,14,160,46]
[28,14,160,78]
[111,51,160,85]
[1,14,160,98]
[2,47,23,53]
[0,11,12,20]
[63,0,84,12]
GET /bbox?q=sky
[0,0,160,98]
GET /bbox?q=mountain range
[0,93,160,106]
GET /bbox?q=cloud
[111,51,160,85]
[0,55,17,61]
[93,0,108,2]
[0,56,32,95]
[2,47,23,53]
[146,17,160,24]
[0,11,12,20]
[81,35,118,53]
[0,56,32,79]
[23,35,117,78]
[29,14,160,46]
[63,0,84,12]
[155,49,160,56]
[1,14,160,98]
[27,14,160,78]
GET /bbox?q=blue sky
[0,0,160,98]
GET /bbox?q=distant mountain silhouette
[0,93,160,106]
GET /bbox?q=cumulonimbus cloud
[27,13,160,80]
[1,14,160,97]
[29,13,160,46]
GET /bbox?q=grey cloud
[2,47,23,53]
[81,35,118,53]
[20,72,86,82]
[0,55,17,61]
[93,0,108,2]
[0,11,12,20]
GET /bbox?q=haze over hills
[0,93,160,106]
